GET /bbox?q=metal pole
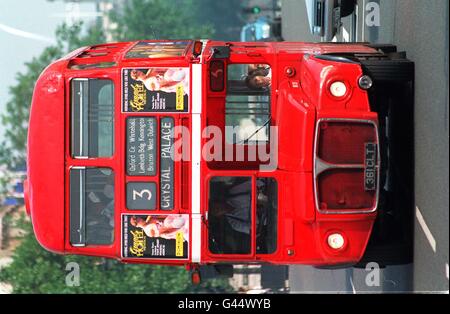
[351,5,357,42]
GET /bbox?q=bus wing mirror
[210,46,230,59]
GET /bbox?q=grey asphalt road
[392,0,449,293]
[282,0,449,293]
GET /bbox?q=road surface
[282,0,449,293]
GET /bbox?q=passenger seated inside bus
[245,64,271,91]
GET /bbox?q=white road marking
[349,276,356,294]
[342,27,350,42]
[415,206,437,253]
[446,263,449,281]
[0,22,54,43]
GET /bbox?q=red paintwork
[27,59,66,253]
[26,40,383,268]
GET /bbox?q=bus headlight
[329,81,347,98]
[327,233,345,250]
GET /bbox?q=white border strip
[191,214,202,263]
[190,62,202,262]
[191,114,201,215]
[416,206,437,253]
[191,114,202,263]
[191,64,202,114]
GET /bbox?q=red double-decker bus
[24,40,414,281]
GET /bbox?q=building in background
[48,0,126,41]
[228,264,289,293]
[0,165,26,207]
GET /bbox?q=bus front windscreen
[71,78,114,158]
[70,167,115,246]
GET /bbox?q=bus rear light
[191,269,201,285]
[209,60,225,92]
[318,121,377,164]
[318,169,376,210]
[192,41,203,58]
[327,233,345,250]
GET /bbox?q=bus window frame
[64,70,120,257]
[255,177,279,255]
[124,40,192,60]
[206,175,254,258]
[206,61,274,171]
[70,77,115,159]
[205,174,279,261]
[69,166,115,247]
[225,63,272,145]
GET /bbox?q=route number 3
[133,189,152,201]
[126,182,156,210]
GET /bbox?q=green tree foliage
[195,0,246,40]
[0,218,231,293]
[0,3,234,294]
[56,21,106,53]
[0,22,105,168]
[0,45,60,168]
[109,0,215,41]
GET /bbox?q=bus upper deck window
[70,167,114,246]
[69,61,117,70]
[71,78,114,158]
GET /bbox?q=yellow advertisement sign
[122,67,189,113]
[176,84,184,110]
[175,231,184,257]
[122,214,189,259]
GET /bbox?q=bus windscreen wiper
[240,116,271,145]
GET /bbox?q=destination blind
[160,117,174,210]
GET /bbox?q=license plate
[364,143,377,191]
